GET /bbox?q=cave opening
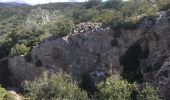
[119,43,143,83]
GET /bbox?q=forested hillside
[0,2,29,9]
[0,0,170,99]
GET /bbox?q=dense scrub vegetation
[0,0,170,99]
[22,71,160,100]
[22,71,89,100]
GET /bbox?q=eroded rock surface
[8,11,170,99]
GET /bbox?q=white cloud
[0,0,87,5]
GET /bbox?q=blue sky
[0,0,91,5]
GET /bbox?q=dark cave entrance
[119,43,144,83]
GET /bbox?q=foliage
[5,27,48,56]
[104,0,123,10]
[72,9,99,23]
[92,9,114,26]
[95,74,137,100]
[95,74,160,100]
[156,0,170,11]
[137,83,160,100]
[0,85,16,100]
[48,16,75,37]
[0,86,6,99]
[10,43,30,56]
[83,0,101,9]
[23,71,89,100]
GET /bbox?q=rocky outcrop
[9,56,47,83]
[25,7,61,27]
[8,11,170,99]
[8,21,142,84]
[140,11,170,100]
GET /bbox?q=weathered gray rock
[9,11,170,99]
[140,11,170,100]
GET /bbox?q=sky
[0,0,89,5]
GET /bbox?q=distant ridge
[0,2,29,9]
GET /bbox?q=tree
[83,0,102,9]
[95,74,137,100]
[23,71,89,100]
[95,74,160,100]
[104,0,123,10]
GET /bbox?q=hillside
[0,2,29,9]
[1,0,170,100]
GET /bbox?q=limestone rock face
[8,56,47,83]
[8,11,170,99]
[8,21,141,83]
[9,28,113,83]
[140,11,170,100]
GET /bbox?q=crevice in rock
[119,43,143,83]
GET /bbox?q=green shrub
[4,92,17,100]
[72,9,99,23]
[0,85,16,100]
[48,16,74,37]
[121,18,139,30]
[23,71,89,100]
[92,9,114,26]
[0,86,6,99]
[104,0,123,10]
[95,74,160,100]
[111,17,139,30]
[156,0,170,11]
[83,0,101,9]
[137,83,160,100]
[95,74,137,100]
[10,43,30,56]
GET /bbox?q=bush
[121,18,139,30]
[92,9,115,26]
[22,71,89,100]
[0,86,6,99]
[156,0,170,11]
[111,17,139,30]
[72,9,99,23]
[95,74,137,100]
[10,44,30,56]
[137,83,160,100]
[95,74,160,100]
[83,0,101,9]
[7,27,48,57]
[48,16,74,37]
[0,85,16,100]
[104,0,123,10]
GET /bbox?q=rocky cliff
[8,11,170,99]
